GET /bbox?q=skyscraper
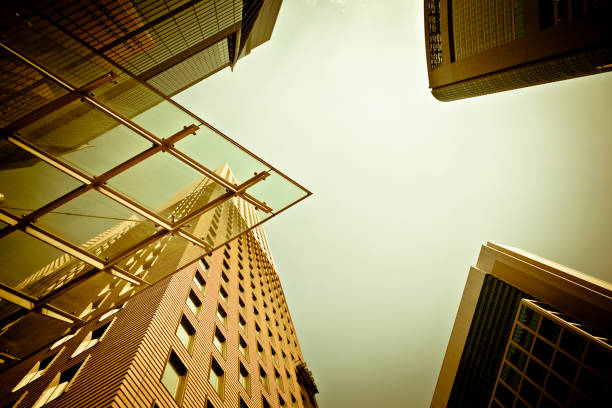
[0,178,318,407]
[2,0,282,97]
[430,242,611,407]
[0,3,316,406]
[425,0,612,101]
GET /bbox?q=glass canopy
[0,14,310,366]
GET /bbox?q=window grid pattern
[489,299,611,408]
[432,45,612,101]
[36,0,241,76]
[147,35,230,96]
[452,0,525,61]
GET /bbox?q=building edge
[430,241,612,407]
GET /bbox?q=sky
[175,1,612,407]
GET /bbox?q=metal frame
[0,3,312,368]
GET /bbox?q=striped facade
[0,227,318,408]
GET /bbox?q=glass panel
[513,325,534,351]
[0,300,23,324]
[0,48,69,129]
[132,100,198,139]
[0,14,113,88]
[0,311,72,360]
[187,293,199,316]
[162,360,181,398]
[559,329,586,359]
[115,233,190,284]
[106,152,225,223]
[19,100,151,177]
[0,146,82,217]
[176,320,192,350]
[48,272,128,317]
[94,74,166,125]
[36,190,160,260]
[175,126,268,185]
[518,305,541,330]
[247,169,309,219]
[0,230,91,298]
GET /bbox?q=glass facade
[490,299,611,408]
[451,0,525,61]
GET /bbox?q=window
[221,271,229,284]
[239,335,249,360]
[239,314,247,334]
[32,359,85,408]
[193,272,206,293]
[51,330,78,350]
[217,304,227,326]
[240,397,249,408]
[255,322,261,336]
[13,352,60,391]
[223,249,230,259]
[72,321,111,357]
[186,290,202,317]
[219,286,228,303]
[199,258,209,275]
[239,362,251,394]
[257,342,265,361]
[213,327,226,358]
[259,365,269,392]
[209,358,225,399]
[279,394,286,407]
[291,394,298,408]
[98,304,123,322]
[176,316,196,352]
[161,351,187,402]
[222,259,230,269]
[275,368,284,391]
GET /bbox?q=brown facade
[425,0,612,101]
[0,229,318,408]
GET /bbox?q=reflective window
[209,358,225,399]
[186,290,202,317]
[12,352,60,391]
[213,327,226,358]
[72,322,111,357]
[31,360,84,408]
[161,351,187,401]
[176,315,196,352]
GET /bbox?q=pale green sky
[176,1,612,406]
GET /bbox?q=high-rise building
[0,203,318,408]
[430,242,611,407]
[0,3,316,406]
[2,0,282,97]
[425,0,612,101]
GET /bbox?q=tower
[425,0,612,101]
[0,222,319,408]
[430,242,611,407]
